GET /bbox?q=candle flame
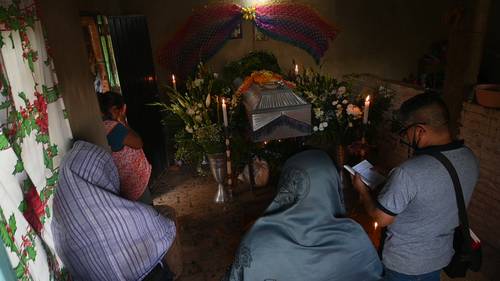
[365,95,370,103]
[222,98,226,105]
[374,222,378,229]
[171,74,176,82]
[294,64,299,74]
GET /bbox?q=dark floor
[151,168,490,281]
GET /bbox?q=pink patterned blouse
[103,120,152,201]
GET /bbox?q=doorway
[81,14,168,177]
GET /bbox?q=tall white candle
[294,64,299,76]
[222,98,228,127]
[171,74,177,90]
[363,95,371,124]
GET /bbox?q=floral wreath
[232,70,296,107]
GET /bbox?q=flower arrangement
[156,63,231,166]
[296,69,364,145]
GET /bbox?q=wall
[119,0,451,88]
[39,0,109,147]
[478,0,500,84]
[459,102,500,279]
[38,0,122,148]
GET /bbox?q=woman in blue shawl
[52,141,176,281]
[225,150,382,281]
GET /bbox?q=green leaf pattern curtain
[0,0,72,280]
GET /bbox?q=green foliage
[295,69,363,145]
[222,51,282,85]
[18,201,27,213]
[157,63,228,166]
[42,85,60,104]
[35,133,49,144]
[46,171,58,186]
[0,100,11,110]
[43,148,53,170]
[0,133,10,150]
[13,159,23,174]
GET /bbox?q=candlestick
[363,95,371,124]
[222,98,228,127]
[294,64,299,76]
[171,74,177,91]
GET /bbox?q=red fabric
[24,185,44,233]
[103,120,152,201]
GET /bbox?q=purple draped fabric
[52,141,176,281]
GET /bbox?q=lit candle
[222,98,228,127]
[294,64,299,76]
[363,95,371,124]
[171,74,177,90]
[374,222,378,230]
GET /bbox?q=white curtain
[0,0,72,280]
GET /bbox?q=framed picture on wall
[230,22,242,39]
[254,27,268,41]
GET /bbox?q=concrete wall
[119,0,452,87]
[39,0,108,147]
[38,0,123,148]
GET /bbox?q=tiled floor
[151,168,491,281]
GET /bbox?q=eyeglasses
[398,122,426,137]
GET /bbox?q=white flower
[314,108,324,119]
[336,104,342,109]
[205,94,211,107]
[319,123,324,129]
[213,73,219,78]
[195,115,203,122]
[322,122,328,128]
[185,126,193,133]
[319,126,324,131]
[338,86,347,95]
[193,78,204,88]
[197,103,203,108]
[332,100,338,106]
[342,99,349,104]
[313,126,318,132]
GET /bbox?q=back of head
[97,91,124,119]
[398,93,450,131]
[59,141,119,194]
[265,150,345,224]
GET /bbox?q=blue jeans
[383,268,440,281]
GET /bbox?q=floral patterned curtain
[0,0,72,280]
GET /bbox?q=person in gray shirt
[353,93,479,281]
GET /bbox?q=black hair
[398,92,450,128]
[97,92,124,120]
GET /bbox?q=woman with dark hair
[97,91,152,202]
[224,150,382,281]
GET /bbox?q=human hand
[117,105,128,125]
[351,173,369,194]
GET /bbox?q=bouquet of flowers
[296,69,364,145]
[156,63,231,166]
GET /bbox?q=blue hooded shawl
[225,150,382,281]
